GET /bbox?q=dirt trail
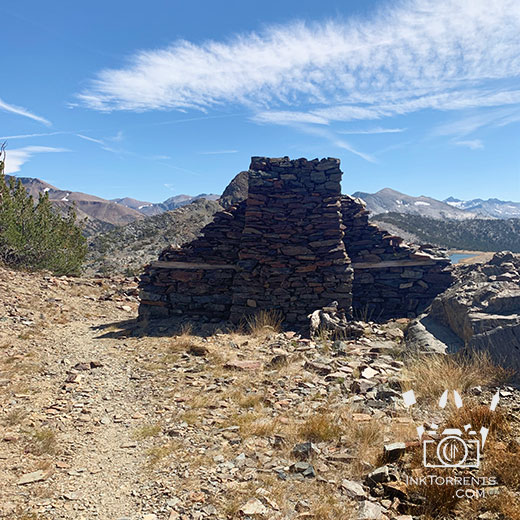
[0,268,155,519]
[43,319,147,518]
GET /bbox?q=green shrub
[0,145,87,275]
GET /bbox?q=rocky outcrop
[407,251,520,371]
[219,170,248,209]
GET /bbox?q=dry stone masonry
[340,196,453,319]
[139,157,452,327]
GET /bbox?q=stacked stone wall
[139,156,452,326]
[341,196,452,319]
[139,203,245,320]
[229,157,353,325]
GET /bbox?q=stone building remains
[139,157,452,327]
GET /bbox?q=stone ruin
[139,157,453,328]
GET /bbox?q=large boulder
[219,170,248,208]
[406,252,520,372]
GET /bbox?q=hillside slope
[86,198,223,275]
[373,213,520,252]
[445,196,520,219]
[12,177,144,233]
[114,193,220,215]
[1,264,519,519]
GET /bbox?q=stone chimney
[229,156,353,325]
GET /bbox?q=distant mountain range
[7,174,520,265]
[8,176,220,235]
[112,193,220,216]
[10,177,145,234]
[352,188,478,220]
[352,188,520,220]
[444,196,520,219]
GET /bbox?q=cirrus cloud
[0,98,51,126]
[3,146,68,174]
[78,0,520,127]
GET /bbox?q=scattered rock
[290,461,316,478]
[292,442,318,460]
[357,500,385,520]
[341,479,367,500]
[366,466,391,486]
[224,360,263,371]
[17,470,48,485]
[239,498,268,516]
[382,442,406,462]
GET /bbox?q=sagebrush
[0,145,87,275]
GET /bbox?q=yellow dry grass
[400,350,511,401]
[245,309,283,338]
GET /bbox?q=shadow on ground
[92,315,234,339]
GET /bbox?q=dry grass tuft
[232,411,282,438]
[169,324,197,352]
[298,411,344,442]
[311,495,355,520]
[4,408,29,426]
[407,471,461,519]
[25,428,58,456]
[133,422,163,440]
[10,512,44,520]
[446,402,510,436]
[483,440,520,490]
[345,420,384,465]
[461,491,520,520]
[246,310,283,337]
[146,441,179,466]
[237,392,265,410]
[400,350,511,401]
[220,473,355,520]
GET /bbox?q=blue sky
[2,0,519,203]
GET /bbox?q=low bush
[0,145,87,275]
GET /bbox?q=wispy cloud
[454,139,484,150]
[0,131,64,140]
[297,125,377,163]
[198,149,238,155]
[432,107,520,137]
[3,146,68,174]
[254,111,328,125]
[79,0,520,125]
[0,98,51,126]
[75,133,201,175]
[338,127,406,135]
[76,133,105,145]
[111,130,124,142]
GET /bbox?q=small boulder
[341,479,367,500]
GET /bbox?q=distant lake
[450,253,475,264]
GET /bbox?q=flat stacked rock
[229,157,353,325]
[341,195,452,319]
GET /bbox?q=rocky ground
[1,266,520,520]
[407,252,520,373]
